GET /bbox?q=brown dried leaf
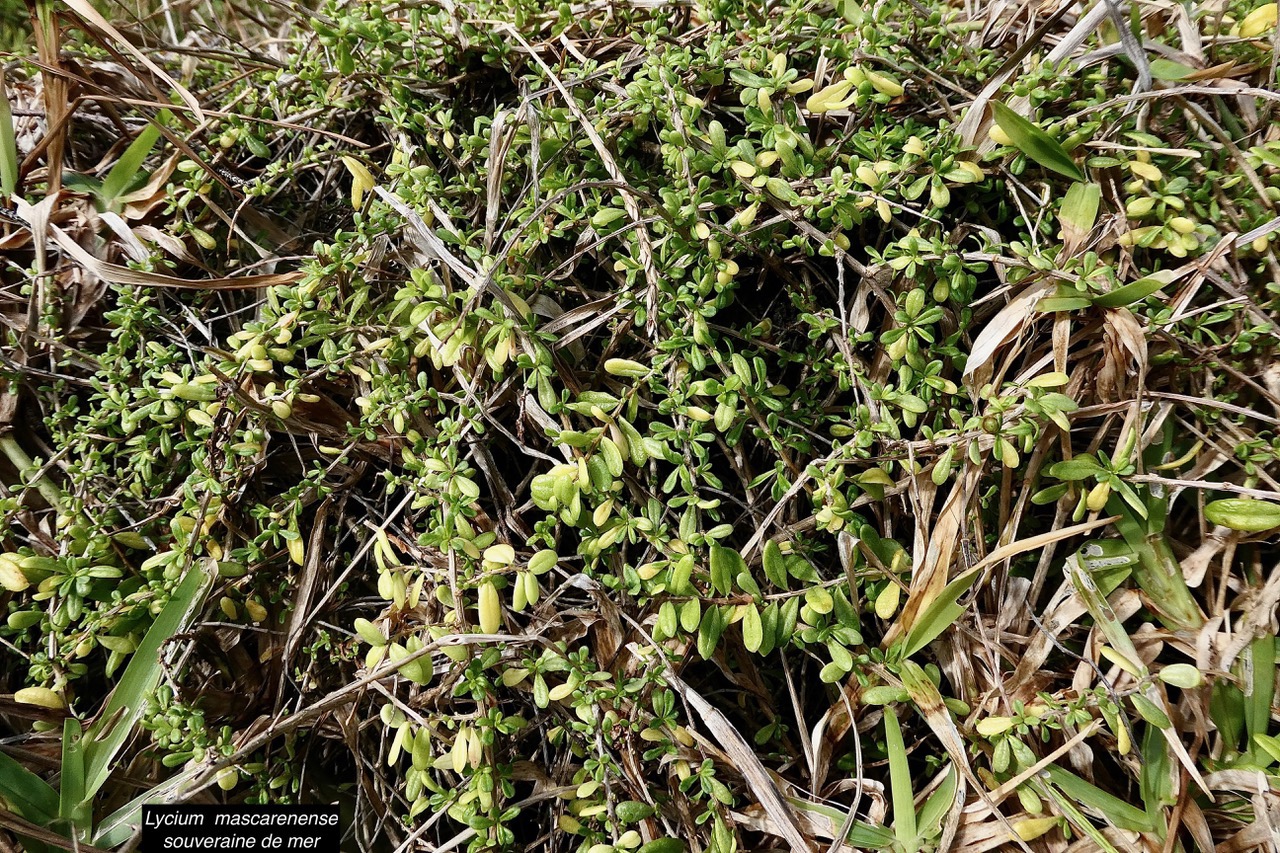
[61,0,205,122]
[962,282,1052,386]
[884,470,974,649]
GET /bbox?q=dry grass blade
[14,197,300,288]
[671,676,815,853]
[498,24,664,337]
[59,0,204,122]
[957,2,1095,147]
[0,805,110,853]
[884,469,974,649]
[962,281,1052,385]
[898,662,1032,852]
[967,514,1119,575]
[27,0,67,193]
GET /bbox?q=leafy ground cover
[2,0,1280,850]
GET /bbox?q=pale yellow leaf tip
[340,156,375,209]
[14,686,65,709]
[1239,3,1278,37]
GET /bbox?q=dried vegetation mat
[1,0,1280,851]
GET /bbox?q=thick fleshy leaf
[1205,498,1280,532]
[709,543,745,595]
[742,603,763,652]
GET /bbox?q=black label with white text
[141,805,341,852]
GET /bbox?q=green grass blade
[1107,497,1204,631]
[1038,779,1123,853]
[0,70,18,197]
[0,750,59,824]
[992,101,1084,182]
[784,797,895,849]
[1059,180,1100,229]
[81,564,210,800]
[1058,180,1100,251]
[1042,764,1154,832]
[0,436,64,509]
[915,764,956,840]
[93,761,207,848]
[884,707,917,846]
[99,118,163,208]
[1245,635,1276,763]
[58,718,87,832]
[1138,722,1173,829]
[847,823,896,849]
[900,568,979,658]
[1066,552,1145,675]
[1093,272,1175,308]
[1210,679,1245,754]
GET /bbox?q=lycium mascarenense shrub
[3,0,1280,851]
